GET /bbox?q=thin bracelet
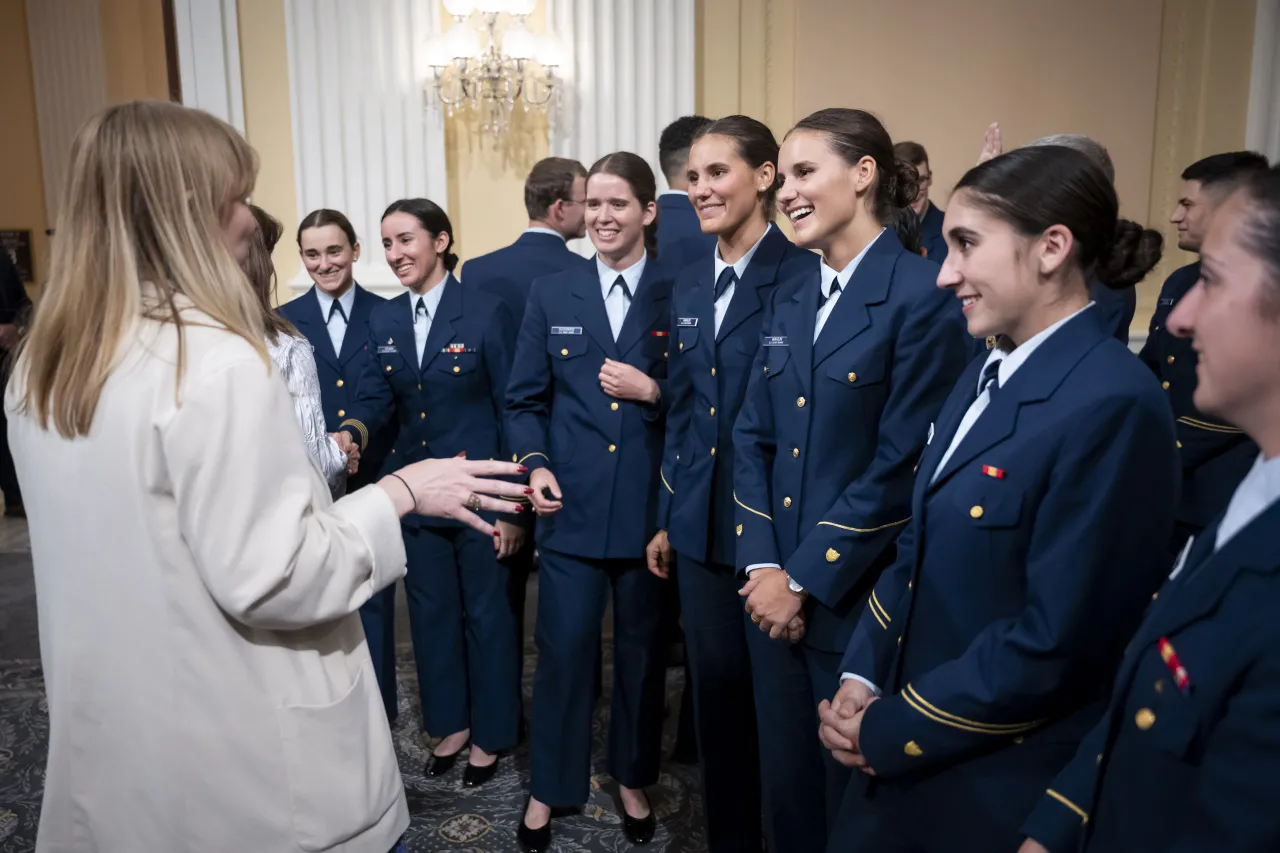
[388,472,417,514]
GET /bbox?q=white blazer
[8,310,410,852]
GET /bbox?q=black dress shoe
[622,811,656,845]
[518,800,575,853]
[424,747,465,777]
[462,756,499,787]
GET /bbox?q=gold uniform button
[679,342,684,350]
[422,441,427,447]
[385,365,393,372]
[710,447,717,456]
[512,454,518,462]
[1167,355,1175,364]
[611,402,619,411]
[970,505,984,519]
[418,384,423,391]
[1096,753,1103,765]
[783,497,792,508]
[792,448,800,458]
[847,372,857,382]
[904,741,923,757]
[561,348,569,356]
[337,409,345,417]
[1162,381,1170,390]
[608,444,617,453]
[420,412,426,419]
[736,524,743,536]
[453,366,460,373]
[825,547,840,562]
[711,367,716,377]
[1176,440,1183,449]
[1152,591,1159,600]
[710,407,716,416]
[1135,708,1156,730]
[797,396,806,408]
[336,379,344,387]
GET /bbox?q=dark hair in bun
[381,197,459,272]
[788,108,921,255]
[955,146,1163,289]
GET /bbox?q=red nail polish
[517,465,528,474]
[514,505,525,513]
[523,487,535,495]
[493,530,501,537]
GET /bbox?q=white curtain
[545,0,697,187]
[1247,0,1280,163]
[283,0,450,292]
[171,0,245,133]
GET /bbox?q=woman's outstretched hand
[379,458,530,537]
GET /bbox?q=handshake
[331,431,361,476]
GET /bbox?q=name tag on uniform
[677,317,698,327]
[376,345,398,354]
[551,326,583,335]
[1160,297,1175,306]
[762,336,789,347]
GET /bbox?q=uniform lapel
[918,360,985,489]
[420,276,463,371]
[786,269,820,397]
[382,292,419,375]
[618,260,669,357]
[294,287,340,370]
[337,284,374,366]
[928,309,1105,492]
[716,227,787,344]
[811,235,896,369]
[571,263,619,358]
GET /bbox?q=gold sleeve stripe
[817,517,910,534]
[903,684,1045,734]
[1045,789,1089,824]
[339,419,369,452]
[734,491,773,522]
[661,470,674,495]
[869,590,892,624]
[869,602,889,630]
[517,452,549,464]
[1177,416,1244,434]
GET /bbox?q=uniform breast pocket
[434,352,478,376]
[677,325,700,355]
[763,344,791,378]
[644,330,671,362]
[378,349,413,377]
[549,334,589,362]
[825,355,887,392]
[953,478,1024,529]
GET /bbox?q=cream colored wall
[0,0,50,286]
[697,0,1257,334]
[99,0,171,103]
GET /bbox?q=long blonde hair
[17,100,268,438]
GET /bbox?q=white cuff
[840,673,882,697]
[745,563,782,575]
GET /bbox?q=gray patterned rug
[0,549,706,852]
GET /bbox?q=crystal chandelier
[425,0,565,139]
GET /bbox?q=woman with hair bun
[821,145,1179,852]
[336,197,523,788]
[732,107,973,848]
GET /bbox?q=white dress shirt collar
[977,302,1097,393]
[714,223,773,284]
[819,228,886,300]
[1215,453,1280,550]
[314,283,356,322]
[410,275,450,320]
[596,254,647,300]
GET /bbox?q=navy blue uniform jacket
[840,309,1179,846]
[732,233,972,652]
[505,258,674,559]
[460,230,590,331]
[1139,262,1257,529]
[918,201,948,265]
[657,228,818,565]
[656,193,716,275]
[279,284,396,486]
[1023,497,1280,853]
[339,278,517,527]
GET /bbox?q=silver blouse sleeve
[270,335,349,499]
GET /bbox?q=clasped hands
[331,431,361,475]
[818,678,879,775]
[741,567,807,643]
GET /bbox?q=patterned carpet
[0,533,707,852]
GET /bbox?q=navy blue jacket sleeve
[656,293,688,528]
[1020,711,1108,852]
[339,325,397,452]
[504,279,553,472]
[857,393,1179,778]
[731,291,783,569]
[785,286,969,607]
[838,518,916,687]
[484,303,517,463]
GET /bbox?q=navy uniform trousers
[340,278,520,751]
[280,283,400,719]
[733,234,972,851]
[834,309,1179,852]
[658,227,818,853]
[505,258,673,806]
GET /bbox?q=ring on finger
[467,493,482,512]
[751,614,762,624]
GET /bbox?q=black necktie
[980,360,1002,399]
[415,297,427,321]
[714,267,737,301]
[610,275,632,301]
[328,300,348,324]
[818,276,842,309]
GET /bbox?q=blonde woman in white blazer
[6,100,531,853]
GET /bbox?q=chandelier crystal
[425,0,563,140]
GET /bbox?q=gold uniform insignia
[904,741,923,757]
[825,548,839,563]
[736,524,743,536]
